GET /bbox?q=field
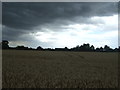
[2,50,118,88]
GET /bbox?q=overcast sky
[2,2,118,49]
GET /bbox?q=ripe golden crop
[2,50,118,88]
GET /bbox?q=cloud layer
[2,2,118,48]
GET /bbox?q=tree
[96,48,100,52]
[16,46,29,50]
[82,43,90,51]
[118,46,120,52]
[114,48,118,52]
[103,45,113,52]
[73,45,80,51]
[90,45,95,51]
[100,47,103,52]
[64,47,68,51]
[37,46,43,50]
[2,40,9,49]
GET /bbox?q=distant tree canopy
[2,40,9,49]
[103,45,113,52]
[72,43,95,51]
[16,46,29,50]
[1,40,120,52]
[71,44,119,52]
[37,46,43,50]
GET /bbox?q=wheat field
[2,50,118,88]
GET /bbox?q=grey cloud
[2,25,29,41]
[3,2,117,30]
[2,2,118,47]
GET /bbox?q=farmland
[2,50,118,88]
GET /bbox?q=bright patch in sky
[34,32,55,42]
[30,14,118,48]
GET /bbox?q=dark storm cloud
[3,2,117,30]
[2,2,118,43]
[2,25,29,41]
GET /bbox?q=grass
[2,50,118,88]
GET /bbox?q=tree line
[1,40,120,52]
